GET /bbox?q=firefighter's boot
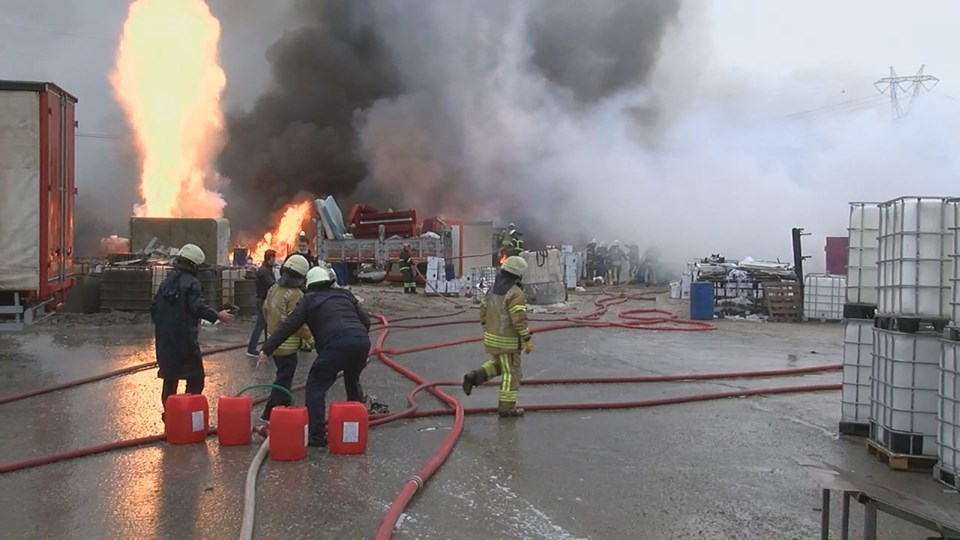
[462,370,484,396]
[498,401,525,417]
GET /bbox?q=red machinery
[347,204,417,239]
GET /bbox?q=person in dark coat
[258,265,371,447]
[284,233,319,268]
[151,244,234,410]
[247,249,277,356]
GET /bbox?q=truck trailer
[0,80,78,329]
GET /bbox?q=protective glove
[521,337,533,355]
[300,339,315,352]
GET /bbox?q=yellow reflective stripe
[484,333,519,347]
[517,328,530,337]
[508,304,527,313]
[500,354,511,395]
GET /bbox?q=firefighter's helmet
[306,266,336,287]
[282,254,309,277]
[178,244,206,265]
[501,256,528,278]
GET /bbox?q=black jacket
[262,287,370,355]
[151,267,219,379]
[255,264,276,300]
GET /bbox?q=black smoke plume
[218,0,682,243]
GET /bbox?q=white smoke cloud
[356,0,960,274]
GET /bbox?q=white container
[948,199,960,324]
[877,197,955,318]
[562,252,579,289]
[841,319,873,423]
[938,339,960,474]
[870,327,941,455]
[670,281,681,299]
[151,265,172,293]
[847,202,881,305]
[803,274,845,321]
[520,250,563,285]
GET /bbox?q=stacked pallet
[762,281,802,322]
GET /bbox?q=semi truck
[0,80,78,330]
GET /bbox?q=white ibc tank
[877,196,954,318]
[841,319,873,423]
[847,202,881,305]
[939,339,960,474]
[520,250,565,305]
[949,199,960,324]
[803,274,845,321]
[870,328,941,456]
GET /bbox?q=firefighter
[594,242,609,284]
[399,242,416,294]
[609,240,626,284]
[461,256,532,417]
[151,244,234,414]
[258,254,314,422]
[584,239,597,281]
[627,244,641,283]
[509,231,525,256]
[258,265,371,447]
[247,249,277,357]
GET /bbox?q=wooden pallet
[763,282,801,322]
[866,438,938,471]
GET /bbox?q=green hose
[236,384,295,405]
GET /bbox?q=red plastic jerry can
[269,406,309,461]
[327,401,368,455]
[164,394,209,444]
[217,395,252,446]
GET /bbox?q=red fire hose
[0,343,253,406]
[0,291,840,540]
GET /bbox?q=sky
[1,0,958,271]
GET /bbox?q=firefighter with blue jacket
[461,256,532,417]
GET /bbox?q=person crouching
[258,265,371,447]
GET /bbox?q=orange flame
[250,201,314,264]
[111,0,227,218]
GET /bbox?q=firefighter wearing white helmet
[151,243,234,417]
[260,259,371,447]
[608,239,626,285]
[258,254,314,422]
[462,255,532,417]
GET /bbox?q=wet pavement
[1,296,958,539]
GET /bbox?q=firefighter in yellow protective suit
[461,256,532,417]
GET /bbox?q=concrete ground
[0,286,957,539]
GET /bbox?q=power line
[874,65,939,119]
[76,132,124,140]
[0,21,115,44]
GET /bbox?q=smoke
[217,0,401,234]
[217,0,681,239]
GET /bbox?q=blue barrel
[689,282,715,321]
[331,262,351,286]
[233,247,248,267]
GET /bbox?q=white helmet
[178,244,205,265]
[501,256,528,278]
[282,254,309,277]
[306,265,336,287]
